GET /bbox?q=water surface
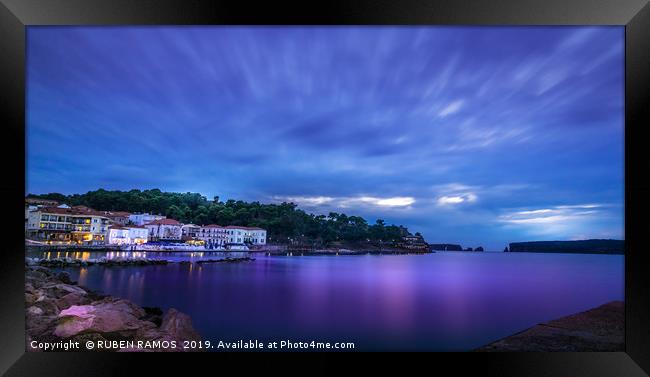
[27,250,624,351]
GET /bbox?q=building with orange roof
[145,218,182,241]
[25,206,110,245]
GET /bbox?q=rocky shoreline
[475,301,624,351]
[25,264,202,352]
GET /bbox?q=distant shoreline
[507,239,624,255]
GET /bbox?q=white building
[145,218,182,241]
[225,226,267,245]
[198,224,227,249]
[107,225,149,245]
[128,226,149,244]
[129,213,166,226]
[181,224,200,239]
[107,226,129,245]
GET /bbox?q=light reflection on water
[32,250,248,262]
[26,251,624,351]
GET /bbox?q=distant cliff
[508,239,624,254]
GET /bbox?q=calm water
[27,250,624,351]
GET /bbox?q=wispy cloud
[437,193,477,206]
[498,204,611,237]
[272,195,415,210]
[438,99,464,117]
[432,183,479,207]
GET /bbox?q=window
[41,215,48,221]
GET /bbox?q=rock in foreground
[25,265,202,352]
[476,301,624,351]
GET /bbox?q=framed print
[1,0,649,376]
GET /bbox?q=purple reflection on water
[30,251,624,351]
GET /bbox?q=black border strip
[1,0,649,376]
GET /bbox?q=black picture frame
[1,0,648,375]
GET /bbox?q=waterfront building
[25,206,110,245]
[181,224,200,238]
[128,212,167,226]
[145,218,182,241]
[127,225,149,244]
[225,226,267,245]
[105,211,132,226]
[107,224,148,245]
[25,204,37,231]
[182,224,205,245]
[198,224,227,248]
[107,226,129,245]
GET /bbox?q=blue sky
[26,26,624,250]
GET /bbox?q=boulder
[56,271,73,284]
[141,307,164,327]
[41,283,87,299]
[26,306,44,316]
[26,269,48,282]
[25,282,36,294]
[30,266,53,276]
[25,293,37,306]
[33,298,60,316]
[34,289,49,303]
[159,308,201,342]
[54,299,146,338]
[26,314,58,338]
[55,292,90,310]
[26,276,45,289]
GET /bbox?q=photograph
[24,25,625,353]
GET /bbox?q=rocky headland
[507,239,624,254]
[25,263,202,352]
